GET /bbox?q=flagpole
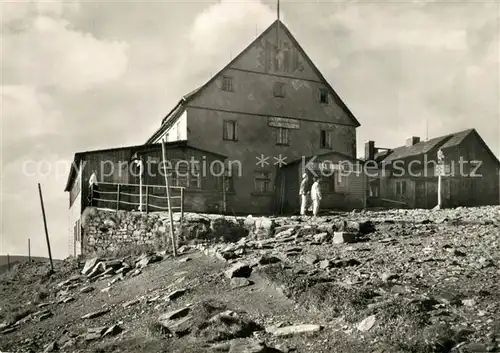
[277,0,280,47]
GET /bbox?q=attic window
[273,82,285,98]
[222,76,233,91]
[320,130,332,148]
[319,88,328,104]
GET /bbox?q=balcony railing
[89,181,185,219]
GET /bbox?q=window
[319,88,328,104]
[254,171,272,193]
[320,130,332,148]
[321,175,336,193]
[166,161,201,189]
[222,75,233,91]
[276,127,289,145]
[273,82,285,98]
[223,120,237,141]
[395,180,407,196]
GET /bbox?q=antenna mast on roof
[276,0,280,50]
[426,118,429,141]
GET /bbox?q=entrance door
[415,180,426,208]
[273,169,286,215]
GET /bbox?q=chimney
[365,140,376,161]
[405,136,420,147]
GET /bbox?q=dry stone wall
[80,208,256,257]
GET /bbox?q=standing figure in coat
[299,172,312,216]
[311,176,322,217]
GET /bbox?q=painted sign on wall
[268,117,300,129]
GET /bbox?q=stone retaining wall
[79,207,380,258]
[80,208,254,257]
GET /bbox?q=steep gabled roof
[379,134,455,163]
[378,128,499,165]
[145,19,360,144]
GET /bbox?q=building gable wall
[187,23,356,127]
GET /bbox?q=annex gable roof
[378,128,499,165]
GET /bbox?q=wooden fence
[90,181,185,218]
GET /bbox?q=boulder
[346,220,376,234]
[166,289,187,301]
[357,315,376,332]
[269,324,322,337]
[158,307,190,322]
[332,232,357,244]
[301,254,320,265]
[230,278,252,289]
[103,324,123,337]
[225,262,252,279]
[257,255,281,266]
[82,257,100,276]
[254,217,275,239]
[81,308,111,320]
[318,259,331,269]
[229,338,267,353]
[313,232,330,243]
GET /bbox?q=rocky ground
[1,206,499,353]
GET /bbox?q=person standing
[311,176,322,217]
[89,170,99,206]
[299,173,312,216]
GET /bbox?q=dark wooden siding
[379,131,500,209]
[76,145,226,213]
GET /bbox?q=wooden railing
[90,181,185,218]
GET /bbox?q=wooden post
[7,254,10,271]
[161,140,177,257]
[28,238,31,263]
[138,159,143,212]
[434,149,444,210]
[437,174,442,209]
[222,174,227,214]
[38,183,54,274]
[145,185,149,214]
[180,187,184,224]
[116,184,120,211]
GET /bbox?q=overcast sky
[1,0,499,259]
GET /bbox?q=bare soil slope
[1,207,499,353]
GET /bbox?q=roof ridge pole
[277,0,280,50]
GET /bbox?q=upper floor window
[273,82,285,98]
[319,88,328,104]
[320,130,332,148]
[276,127,289,145]
[222,75,233,91]
[223,120,237,141]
